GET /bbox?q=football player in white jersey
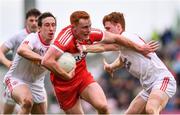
[3,12,56,114]
[0,8,41,114]
[79,12,177,114]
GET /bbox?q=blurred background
[0,0,180,114]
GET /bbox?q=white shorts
[139,75,177,101]
[3,77,47,104]
[3,89,16,105]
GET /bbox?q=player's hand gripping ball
[57,52,76,72]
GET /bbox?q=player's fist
[67,64,76,79]
[76,42,87,53]
[103,58,114,78]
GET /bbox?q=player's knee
[21,97,33,109]
[125,108,138,114]
[146,106,156,114]
[124,109,132,114]
[96,103,109,114]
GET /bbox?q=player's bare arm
[17,42,42,63]
[41,46,74,80]
[80,43,119,53]
[0,45,12,68]
[103,31,159,56]
[103,55,124,77]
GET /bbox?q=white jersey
[4,32,49,83]
[120,32,175,90]
[3,28,29,58]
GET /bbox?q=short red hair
[70,11,90,26]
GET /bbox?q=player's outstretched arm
[103,31,159,56]
[41,46,74,80]
[0,45,12,68]
[77,43,119,53]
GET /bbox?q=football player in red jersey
[42,10,158,114]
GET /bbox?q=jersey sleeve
[21,33,37,50]
[89,28,104,43]
[53,36,66,52]
[121,32,145,46]
[52,27,72,52]
[3,34,19,50]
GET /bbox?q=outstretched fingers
[140,40,160,58]
[147,41,159,52]
[147,41,159,46]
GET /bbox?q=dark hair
[103,12,125,31]
[26,8,41,19]
[70,11,90,25]
[38,12,56,27]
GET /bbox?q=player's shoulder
[24,32,38,42]
[55,25,73,45]
[7,29,25,40]
[89,28,103,41]
[122,31,138,38]
[14,29,28,37]
[26,32,37,38]
[122,31,146,45]
[3,29,25,43]
[90,28,103,35]
[57,25,72,38]
[122,32,142,41]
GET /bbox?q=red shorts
[50,70,95,110]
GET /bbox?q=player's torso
[5,33,49,83]
[120,32,170,83]
[61,36,90,74]
[54,25,103,74]
[120,49,151,78]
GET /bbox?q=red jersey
[53,25,103,76]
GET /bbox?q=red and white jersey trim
[51,44,64,53]
[57,28,73,46]
[160,77,170,91]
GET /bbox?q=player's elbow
[17,46,25,56]
[113,44,120,51]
